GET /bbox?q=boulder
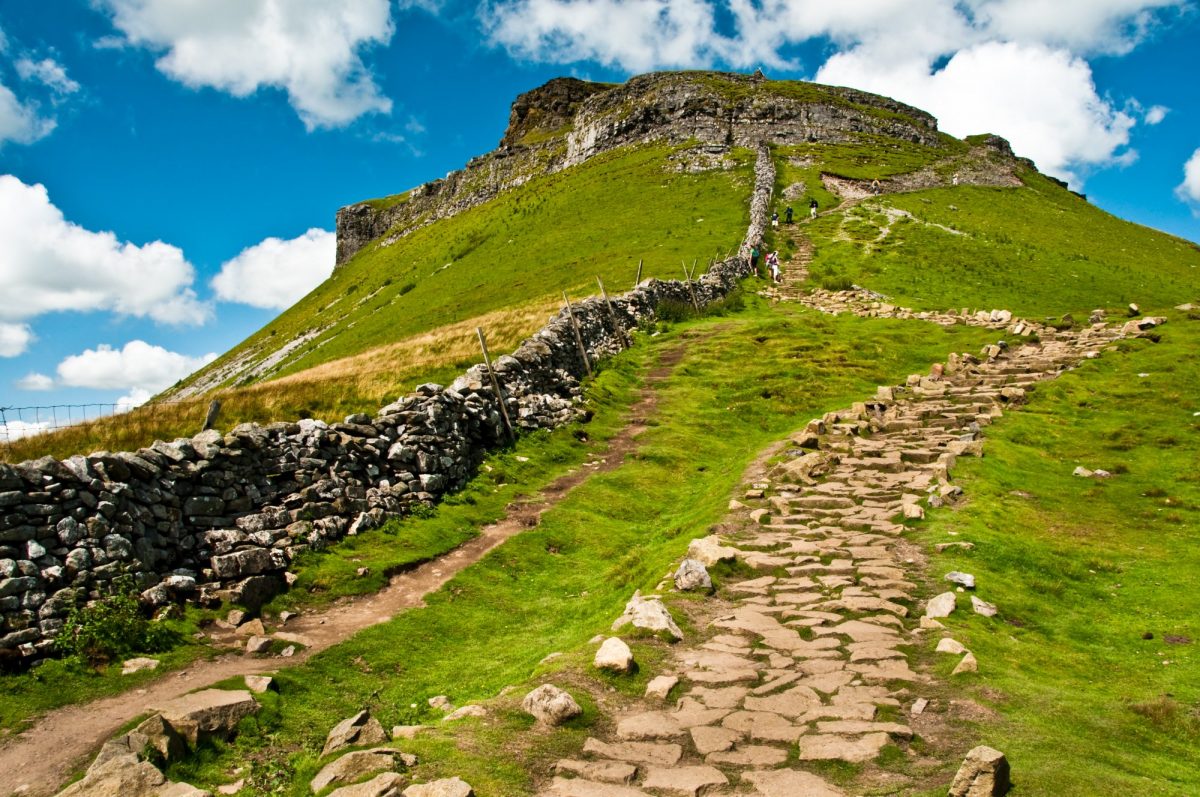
[403,777,474,797]
[611,591,683,640]
[925,592,957,618]
[55,753,165,797]
[948,745,1011,796]
[521,684,582,726]
[323,710,390,757]
[952,652,979,675]
[311,749,402,793]
[245,636,272,654]
[328,773,406,797]
[686,536,738,567]
[594,637,634,674]
[133,713,188,762]
[151,689,259,746]
[673,559,712,592]
[936,638,967,655]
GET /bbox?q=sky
[1,0,1198,438]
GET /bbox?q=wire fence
[0,400,203,445]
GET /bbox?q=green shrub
[54,576,176,666]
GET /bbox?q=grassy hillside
[804,170,1200,315]
[174,143,754,394]
[917,310,1200,794]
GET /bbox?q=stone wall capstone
[0,145,776,661]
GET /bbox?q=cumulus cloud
[1178,148,1200,206]
[56,340,216,396]
[15,57,80,96]
[485,0,724,72]
[817,42,1135,184]
[966,0,1186,55]
[97,0,395,129]
[15,372,53,390]
[0,322,34,357]
[0,80,56,146]
[0,175,209,325]
[211,228,336,309]
[0,419,51,442]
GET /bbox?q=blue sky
[1,1,1198,437]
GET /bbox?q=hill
[1,70,1198,797]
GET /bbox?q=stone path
[541,287,1162,794]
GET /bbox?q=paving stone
[720,711,804,743]
[555,760,639,784]
[616,712,684,741]
[815,720,913,739]
[640,765,728,796]
[705,745,789,767]
[689,726,740,755]
[797,733,890,763]
[645,676,679,701]
[741,769,846,797]
[583,739,682,767]
[742,685,821,718]
[542,777,651,797]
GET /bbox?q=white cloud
[56,340,216,396]
[1178,148,1200,205]
[483,0,724,72]
[0,174,210,325]
[0,80,55,146]
[97,0,395,129]
[817,42,1135,185]
[115,387,154,410]
[0,322,34,357]
[15,372,53,390]
[1144,104,1169,125]
[0,419,51,442]
[966,0,1186,55]
[15,57,80,96]
[212,228,336,309]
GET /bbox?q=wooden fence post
[682,262,701,312]
[634,259,643,287]
[476,328,516,445]
[596,276,631,348]
[562,292,593,378]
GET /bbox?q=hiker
[785,205,794,224]
[771,211,779,229]
[871,179,881,195]
[750,244,761,275]
[809,198,818,219]
[768,251,781,282]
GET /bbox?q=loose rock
[323,710,389,757]
[948,745,1011,796]
[673,559,712,592]
[594,638,635,673]
[522,684,582,726]
[925,592,957,618]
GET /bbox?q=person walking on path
[809,198,818,219]
[750,243,761,277]
[768,251,781,282]
[871,178,881,195]
[785,205,794,224]
[771,211,779,229]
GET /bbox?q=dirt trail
[0,340,694,797]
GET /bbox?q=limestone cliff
[335,71,946,267]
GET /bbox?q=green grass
[916,311,1200,795]
[161,297,999,795]
[805,171,1200,316]
[176,143,754,394]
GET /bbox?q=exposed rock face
[335,70,944,268]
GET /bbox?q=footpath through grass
[917,311,1200,795]
[162,296,999,795]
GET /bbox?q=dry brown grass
[0,301,557,464]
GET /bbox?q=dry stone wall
[0,147,776,662]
